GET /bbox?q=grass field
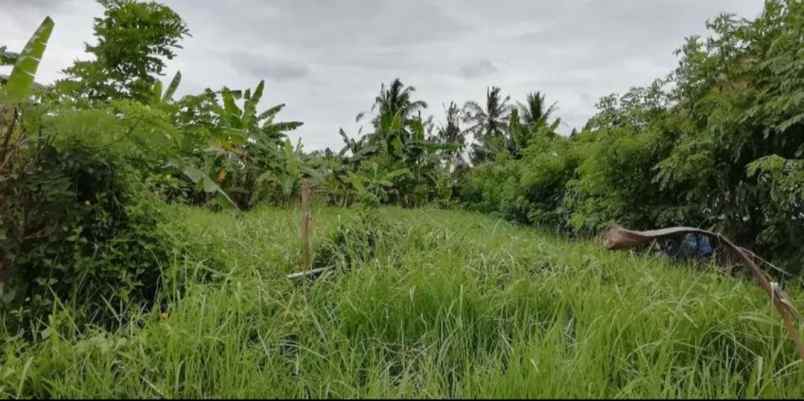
[2,205,803,398]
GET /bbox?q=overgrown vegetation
[1,207,802,398]
[1,0,803,398]
[460,1,804,275]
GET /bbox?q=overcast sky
[2,0,763,150]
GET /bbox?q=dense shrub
[460,155,526,223]
[516,136,580,230]
[0,110,172,330]
[461,135,580,230]
[459,0,804,272]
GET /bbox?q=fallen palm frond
[602,224,804,360]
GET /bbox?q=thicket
[0,0,316,330]
[460,0,804,273]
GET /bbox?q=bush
[563,127,676,234]
[459,1,804,275]
[461,136,580,231]
[517,136,580,231]
[0,114,172,331]
[460,155,526,223]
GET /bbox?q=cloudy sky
[2,0,763,150]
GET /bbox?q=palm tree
[436,101,465,168]
[359,78,428,130]
[504,91,562,158]
[518,91,561,132]
[463,86,511,163]
[356,78,430,161]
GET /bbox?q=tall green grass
[1,205,802,398]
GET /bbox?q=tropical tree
[436,101,466,168]
[355,78,428,156]
[519,92,561,132]
[361,78,427,129]
[463,86,511,163]
[0,17,54,173]
[339,78,452,206]
[201,80,304,208]
[58,0,189,102]
[507,91,562,158]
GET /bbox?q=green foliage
[434,101,466,169]
[335,79,451,208]
[460,0,804,272]
[193,81,305,209]
[746,155,804,270]
[58,0,189,102]
[563,127,674,233]
[463,87,511,164]
[1,17,54,193]
[461,160,524,221]
[313,210,402,270]
[0,17,54,104]
[653,0,804,257]
[508,92,561,158]
[461,135,580,228]
[3,0,804,396]
[0,125,171,330]
[3,207,804,398]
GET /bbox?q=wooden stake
[299,179,313,272]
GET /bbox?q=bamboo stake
[299,179,313,272]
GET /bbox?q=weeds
[1,206,802,398]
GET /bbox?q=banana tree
[147,70,182,109]
[1,17,54,174]
[253,138,304,206]
[345,162,411,207]
[0,17,54,287]
[200,80,304,208]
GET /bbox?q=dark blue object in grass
[662,233,714,260]
[681,233,714,259]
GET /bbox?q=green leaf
[150,80,163,104]
[221,87,242,122]
[163,71,181,102]
[1,17,54,104]
[777,113,804,133]
[384,168,411,181]
[258,104,285,122]
[269,121,304,132]
[173,161,239,209]
[244,80,264,125]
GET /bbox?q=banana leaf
[0,17,54,104]
[169,160,238,209]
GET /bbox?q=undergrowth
[1,206,802,398]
